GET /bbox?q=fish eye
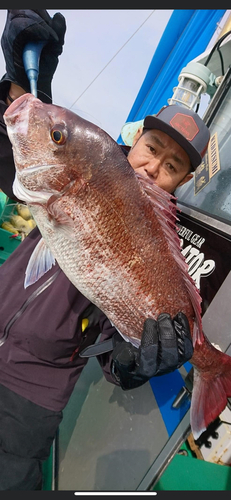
[50,125,67,145]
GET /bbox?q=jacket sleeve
[96,311,120,386]
[0,86,19,200]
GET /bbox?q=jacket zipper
[0,269,61,347]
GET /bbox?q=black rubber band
[7,94,14,103]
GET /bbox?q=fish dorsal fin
[24,238,56,288]
[135,172,180,247]
[136,173,203,342]
[136,172,177,206]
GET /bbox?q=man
[126,112,195,193]
[0,10,209,490]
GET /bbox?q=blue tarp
[117,9,226,144]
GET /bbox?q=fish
[4,93,231,440]
[9,214,36,235]
[16,202,33,220]
[1,220,19,235]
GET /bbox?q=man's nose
[145,158,161,178]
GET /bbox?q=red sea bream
[4,93,231,439]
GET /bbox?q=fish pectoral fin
[47,195,74,227]
[46,195,75,239]
[24,238,56,288]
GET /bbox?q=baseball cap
[120,104,210,170]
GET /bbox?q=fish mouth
[4,93,40,122]
[4,93,42,140]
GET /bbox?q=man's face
[127,128,193,193]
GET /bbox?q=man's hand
[111,313,193,390]
[1,9,66,102]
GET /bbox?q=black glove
[111,312,193,390]
[1,9,66,102]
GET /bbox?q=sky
[0,9,173,140]
[0,9,229,142]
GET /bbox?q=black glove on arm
[111,312,193,390]
[1,9,66,103]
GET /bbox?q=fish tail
[190,347,231,440]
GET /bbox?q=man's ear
[178,173,193,187]
[131,127,143,146]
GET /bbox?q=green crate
[0,227,21,265]
[42,446,54,491]
[154,447,231,491]
[0,196,18,224]
[0,196,21,265]
[0,191,7,214]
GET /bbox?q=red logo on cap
[170,113,199,141]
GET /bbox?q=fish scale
[4,93,231,440]
[66,194,188,329]
[32,184,191,343]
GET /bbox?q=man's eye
[167,163,176,172]
[148,145,155,153]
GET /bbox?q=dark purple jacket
[0,88,119,412]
